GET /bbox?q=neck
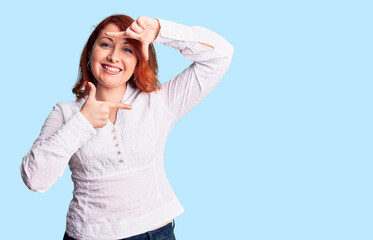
[95,82,128,103]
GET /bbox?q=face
[89,23,137,89]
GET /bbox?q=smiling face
[89,23,137,90]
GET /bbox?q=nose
[107,46,120,63]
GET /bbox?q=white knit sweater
[20,18,234,240]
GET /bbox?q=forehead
[98,23,122,37]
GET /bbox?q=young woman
[20,14,233,240]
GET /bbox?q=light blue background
[1,0,372,239]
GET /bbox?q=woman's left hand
[105,16,160,61]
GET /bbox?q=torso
[109,110,172,232]
[150,219,173,231]
[109,110,118,125]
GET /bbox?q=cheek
[89,52,103,78]
[91,57,101,73]
[89,54,99,70]
[125,56,137,70]
[90,49,102,63]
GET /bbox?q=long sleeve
[154,19,234,125]
[20,103,97,193]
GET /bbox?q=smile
[101,64,122,74]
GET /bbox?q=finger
[105,31,127,38]
[136,16,149,30]
[123,27,141,40]
[106,102,132,110]
[87,82,96,100]
[130,21,144,34]
[142,42,149,61]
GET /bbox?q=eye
[124,48,133,54]
[100,43,111,48]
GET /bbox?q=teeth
[103,65,121,72]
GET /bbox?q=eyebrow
[98,36,130,44]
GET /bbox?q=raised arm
[105,16,234,125]
[20,103,96,193]
[153,18,234,124]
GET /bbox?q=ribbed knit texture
[20,18,234,240]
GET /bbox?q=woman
[20,14,233,240]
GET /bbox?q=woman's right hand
[80,82,132,128]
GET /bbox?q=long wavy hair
[72,14,160,101]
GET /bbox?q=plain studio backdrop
[1,0,372,239]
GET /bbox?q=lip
[101,64,123,75]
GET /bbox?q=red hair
[72,14,160,100]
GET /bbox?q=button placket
[112,127,124,164]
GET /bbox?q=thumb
[142,42,149,61]
[87,82,96,100]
